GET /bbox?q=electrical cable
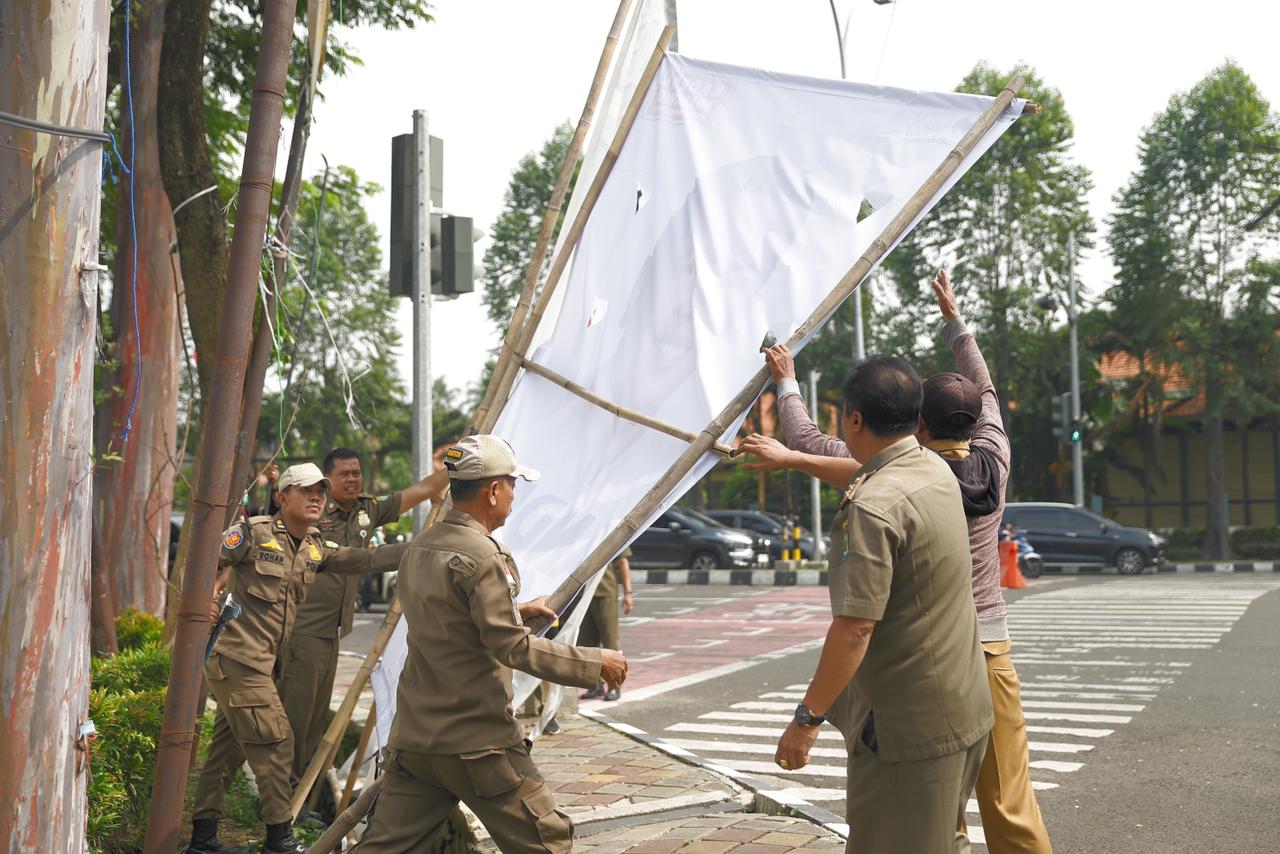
[0,108,130,171]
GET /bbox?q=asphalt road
[584,576,1280,852]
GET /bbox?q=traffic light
[1069,419,1082,443]
[1051,392,1071,440]
[389,132,473,297]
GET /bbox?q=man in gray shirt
[744,270,1051,853]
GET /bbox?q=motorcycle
[1014,531,1044,578]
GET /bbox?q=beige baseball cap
[276,462,333,492]
[443,435,541,482]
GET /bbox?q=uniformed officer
[353,435,628,853]
[580,547,633,701]
[278,447,449,796]
[189,463,411,854]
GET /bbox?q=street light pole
[1067,230,1084,507]
[412,109,433,531]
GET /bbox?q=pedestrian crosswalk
[653,577,1280,846]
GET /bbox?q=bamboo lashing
[519,357,736,458]
[291,13,668,822]
[470,0,638,432]
[479,26,677,433]
[524,74,1028,633]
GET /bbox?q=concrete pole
[808,371,826,560]
[1068,230,1084,507]
[827,0,865,362]
[412,109,433,531]
[0,1,109,848]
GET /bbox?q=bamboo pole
[292,26,674,812]
[338,700,376,814]
[142,2,297,850]
[525,74,1028,633]
[479,26,676,433]
[520,357,736,457]
[470,0,637,431]
[291,598,402,818]
[305,777,382,854]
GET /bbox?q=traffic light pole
[412,109,433,531]
[808,370,826,560]
[1068,230,1084,507]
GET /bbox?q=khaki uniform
[279,491,402,781]
[355,510,603,853]
[193,515,407,825]
[579,548,631,651]
[825,437,993,854]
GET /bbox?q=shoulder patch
[222,528,244,549]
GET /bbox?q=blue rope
[119,0,141,443]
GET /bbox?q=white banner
[372,52,1024,747]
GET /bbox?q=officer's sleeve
[219,522,253,568]
[370,492,404,528]
[319,541,409,575]
[461,556,602,689]
[829,503,899,621]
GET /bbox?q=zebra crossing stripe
[1019,700,1145,712]
[666,722,845,741]
[663,738,848,759]
[1023,711,1132,724]
[1026,725,1114,737]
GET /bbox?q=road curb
[579,708,849,838]
[632,562,1278,584]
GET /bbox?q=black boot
[582,681,605,700]
[262,821,306,854]
[187,818,242,854]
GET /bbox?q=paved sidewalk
[470,715,846,854]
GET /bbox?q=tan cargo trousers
[970,640,1054,853]
[278,632,340,782]
[353,743,573,853]
[192,654,295,825]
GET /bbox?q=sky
[299,0,1280,397]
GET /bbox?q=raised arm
[766,345,853,460]
[319,541,409,575]
[739,434,862,489]
[931,270,1009,467]
[398,468,450,515]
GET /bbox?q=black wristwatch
[794,704,826,727]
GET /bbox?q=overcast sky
[299,0,1280,396]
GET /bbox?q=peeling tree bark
[94,0,181,618]
[0,0,109,849]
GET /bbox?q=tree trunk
[157,0,224,403]
[1203,405,1232,559]
[0,0,108,848]
[94,0,181,617]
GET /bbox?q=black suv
[630,507,760,570]
[1001,502,1167,574]
[704,509,819,560]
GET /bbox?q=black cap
[921,372,982,430]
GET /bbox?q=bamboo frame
[337,700,376,814]
[292,24,675,816]
[520,357,736,457]
[524,74,1028,632]
[304,776,382,854]
[479,26,677,433]
[291,599,402,818]
[470,0,637,432]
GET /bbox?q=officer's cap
[277,462,333,492]
[444,435,540,482]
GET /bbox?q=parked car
[704,509,820,560]
[1001,502,1167,574]
[682,507,774,566]
[630,507,760,570]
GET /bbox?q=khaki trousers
[971,640,1053,853]
[353,744,573,854]
[578,595,620,651]
[192,654,295,825]
[845,714,988,854]
[278,632,340,783]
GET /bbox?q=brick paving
[574,812,845,854]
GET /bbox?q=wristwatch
[793,704,826,727]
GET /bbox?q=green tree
[1106,62,1280,556]
[481,122,575,330]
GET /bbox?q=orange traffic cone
[1000,539,1026,589]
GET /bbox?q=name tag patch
[256,549,285,564]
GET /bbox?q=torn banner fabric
[371,53,1025,746]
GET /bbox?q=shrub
[1230,527,1280,560]
[115,607,165,650]
[91,641,171,696]
[1163,527,1204,561]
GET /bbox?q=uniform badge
[258,538,282,551]
[309,543,323,561]
[222,528,244,549]
[275,519,286,530]
[357,510,371,528]
[325,540,340,550]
